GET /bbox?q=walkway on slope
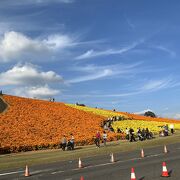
[0,95,8,113]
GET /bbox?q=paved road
[0,143,180,180]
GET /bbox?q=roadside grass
[0,131,180,170]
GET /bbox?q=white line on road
[0,170,24,176]
[51,170,65,174]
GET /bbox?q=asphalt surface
[0,143,180,180]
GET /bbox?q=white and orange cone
[131,167,136,180]
[164,145,168,153]
[161,162,169,177]
[78,158,82,168]
[141,149,144,158]
[24,165,30,177]
[110,153,115,163]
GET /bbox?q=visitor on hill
[137,128,143,141]
[129,128,136,142]
[70,133,75,150]
[95,131,101,148]
[61,135,67,151]
[125,128,129,140]
[164,124,169,136]
[67,140,72,150]
[141,128,146,140]
[102,131,107,146]
[145,128,150,139]
[169,124,174,134]
[0,90,2,95]
[117,128,121,133]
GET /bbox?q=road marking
[70,155,160,172]
[51,170,65,174]
[147,153,162,158]
[0,170,24,176]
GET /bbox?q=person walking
[70,133,75,150]
[102,131,107,146]
[61,135,67,151]
[169,124,174,134]
[125,128,129,140]
[95,131,101,148]
[129,128,136,142]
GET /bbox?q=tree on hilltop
[144,111,156,118]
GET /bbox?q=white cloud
[140,78,177,92]
[174,114,180,119]
[0,31,73,62]
[67,69,114,83]
[14,85,60,99]
[0,0,74,6]
[75,39,144,60]
[34,0,74,3]
[67,62,141,83]
[134,109,153,115]
[0,63,63,86]
[43,34,73,49]
[151,45,176,58]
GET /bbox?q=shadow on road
[139,176,145,180]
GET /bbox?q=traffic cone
[164,145,168,153]
[78,158,82,168]
[131,167,136,180]
[110,153,115,163]
[161,162,169,177]
[24,165,30,177]
[141,149,144,158]
[80,176,84,180]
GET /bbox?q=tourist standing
[61,135,67,151]
[169,124,174,134]
[102,131,107,146]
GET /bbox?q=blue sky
[0,0,180,119]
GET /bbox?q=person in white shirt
[169,124,174,134]
[102,131,107,146]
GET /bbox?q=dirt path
[0,96,8,113]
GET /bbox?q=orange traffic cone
[80,176,84,180]
[141,149,144,158]
[161,162,169,177]
[24,165,30,177]
[78,158,82,168]
[164,145,168,153]
[131,167,136,180]
[110,153,115,163]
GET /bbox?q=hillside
[0,94,180,154]
[0,95,106,153]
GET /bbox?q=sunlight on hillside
[112,120,180,133]
[66,104,128,118]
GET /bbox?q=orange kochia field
[0,95,109,153]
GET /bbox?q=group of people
[94,131,108,148]
[159,124,174,137]
[125,127,153,142]
[60,124,175,151]
[60,134,75,151]
[101,116,128,133]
